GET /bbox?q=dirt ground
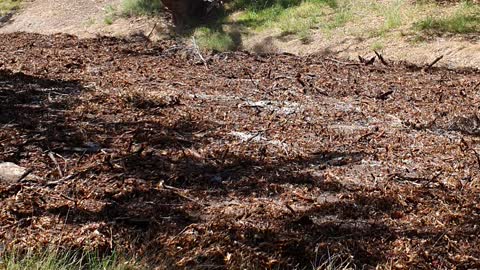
[241,1,480,69]
[0,0,168,39]
[0,32,479,269]
[1,0,478,70]
[245,28,480,69]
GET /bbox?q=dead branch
[48,151,63,178]
[473,81,480,91]
[147,21,158,39]
[296,73,306,87]
[159,181,206,206]
[45,173,78,187]
[376,90,394,100]
[244,68,260,90]
[325,58,361,66]
[472,149,480,170]
[358,55,375,65]
[285,203,296,215]
[424,55,444,71]
[365,56,376,66]
[16,168,33,182]
[374,50,389,66]
[191,36,208,69]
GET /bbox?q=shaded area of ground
[0,32,479,269]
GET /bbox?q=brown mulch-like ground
[0,32,479,269]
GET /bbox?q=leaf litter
[0,32,479,269]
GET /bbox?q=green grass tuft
[325,2,353,30]
[415,1,480,34]
[383,0,403,31]
[232,0,337,11]
[0,0,22,16]
[371,40,384,51]
[103,4,117,25]
[104,16,114,25]
[0,249,137,270]
[193,27,237,51]
[234,0,343,37]
[121,0,163,17]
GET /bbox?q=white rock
[0,162,39,184]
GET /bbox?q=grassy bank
[191,0,479,51]
[415,1,480,34]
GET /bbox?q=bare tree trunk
[161,0,222,27]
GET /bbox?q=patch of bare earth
[243,1,480,69]
[246,29,480,69]
[0,32,479,269]
[0,0,168,39]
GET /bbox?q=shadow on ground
[0,68,400,268]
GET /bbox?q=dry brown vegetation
[0,32,479,269]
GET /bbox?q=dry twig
[191,36,208,69]
[16,168,33,182]
[374,50,389,66]
[48,151,63,178]
[424,55,444,71]
[325,58,361,66]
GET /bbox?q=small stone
[0,162,40,184]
